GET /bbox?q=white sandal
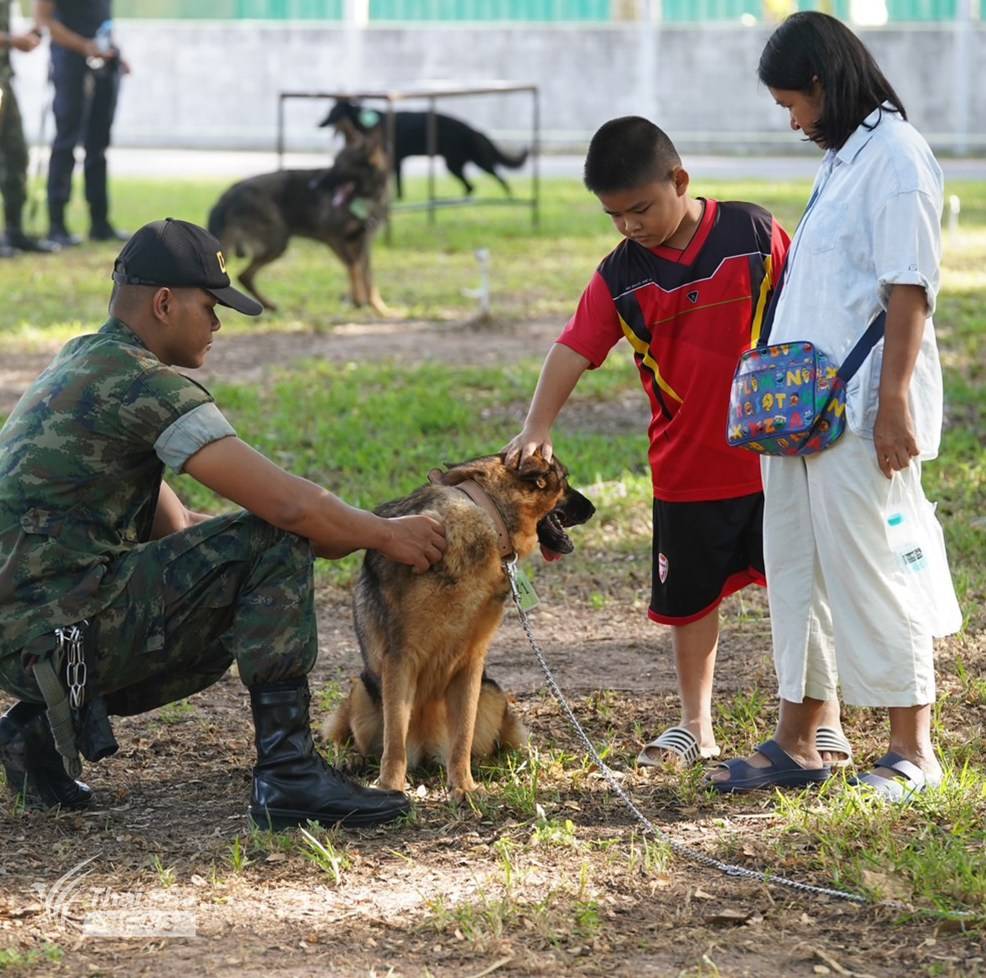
[815,726,853,768]
[849,751,941,803]
[636,726,721,768]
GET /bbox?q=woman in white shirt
[711,11,959,800]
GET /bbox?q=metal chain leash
[57,622,88,711]
[503,561,872,906]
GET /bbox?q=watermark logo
[36,856,197,939]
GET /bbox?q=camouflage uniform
[0,0,30,232]
[0,318,317,713]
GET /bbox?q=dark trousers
[46,45,120,229]
[0,513,319,717]
[0,80,29,230]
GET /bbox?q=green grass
[0,944,64,972]
[768,765,986,917]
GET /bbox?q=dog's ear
[430,458,494,487]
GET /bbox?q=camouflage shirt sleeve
[154,402,236,473]
[116,363,225,455]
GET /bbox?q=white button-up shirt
[770,106,945,458]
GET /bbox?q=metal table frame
[276,82,540,235]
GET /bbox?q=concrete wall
[7,20,985,156]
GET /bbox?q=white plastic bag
[888,471,963,638]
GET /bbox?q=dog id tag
[512,567,540,612]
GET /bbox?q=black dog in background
[320,100,528,200]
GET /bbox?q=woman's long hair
[758,11,906,150]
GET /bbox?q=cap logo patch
[216,250,227,274]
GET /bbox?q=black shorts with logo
[648,492,765,625]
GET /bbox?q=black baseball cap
[112,218,263,316]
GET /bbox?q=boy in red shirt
[505,117,848,768]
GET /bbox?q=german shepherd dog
[324,453,595,798]
[207,123,390,314]
[319,99,529,200]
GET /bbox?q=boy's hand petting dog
[503,429,554,468]
[378,514,447,573]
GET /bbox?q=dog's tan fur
[323,453,593,797]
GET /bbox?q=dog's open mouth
[536,489,595,563]
[537,510,573,563]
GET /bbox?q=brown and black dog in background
[207,122,390,314]
[324,453,595,798]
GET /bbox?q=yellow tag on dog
[513,568,540,612]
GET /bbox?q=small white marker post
[463,247,492,319]
[948,194,961,240]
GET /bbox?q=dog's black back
[321,100,528,199]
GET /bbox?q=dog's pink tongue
[540,545,563,563]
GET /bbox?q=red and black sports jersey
[558,199,789,502]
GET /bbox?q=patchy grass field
[0,175,984,978]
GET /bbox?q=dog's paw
[374,775,410,793]
[448,782,485,804]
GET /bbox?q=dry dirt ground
[1,318,983,978]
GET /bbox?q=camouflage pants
[0,80,29,228]
[0,512,318,715]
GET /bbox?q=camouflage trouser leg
[0,511,318,715]
[0,81,29,229]
[94,511,318,716]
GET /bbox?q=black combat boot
[46,225,81,248]
[89,221,129,243]
[47,205,81,248]
[0,703,93,810]
[249,679,409,830]
[5,228,60,254]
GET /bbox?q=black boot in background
[5,228,60,254]
[250,679,409,830]
[0,703,93,810]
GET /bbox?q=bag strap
[758,256,787,347]
[756,170,885,384]
[835,310,886,384]
[757,173,828,348]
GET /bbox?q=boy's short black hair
[583,117,681,194]
[758,11,906,151]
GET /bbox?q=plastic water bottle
[886,511,927,573]
[885,508,935,620]
[95,20,113,53]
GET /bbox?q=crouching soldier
[0,218,446,828]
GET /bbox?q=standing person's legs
[46,47,86,241]
[0,82,29,236]
[0,83,58,254]
[709,456,838,786]
[668,610,720,756]
[83,67,121,239]
[808,432,940,787]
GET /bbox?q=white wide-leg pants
[762,430,938,708]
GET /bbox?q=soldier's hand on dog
[377,514,447,573]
